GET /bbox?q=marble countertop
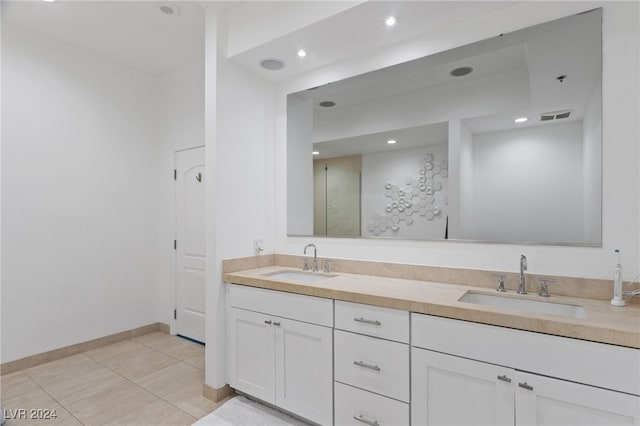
[224,265,640,349]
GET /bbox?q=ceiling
[1,1,205,77]
[293,6,601,158]
[229,1,519,82]
[313,122,448,160]
[0,1,522,81]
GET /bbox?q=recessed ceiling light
[319,101,336,108]
[42,0,58,3]
[387,139,397,145]
[260,58,285,71]
[385,16,398,27]
[312,151,320,155]
[297,49,307,58]
[514,117,528,123]
[159,2,180,15]
[450,66,473,77]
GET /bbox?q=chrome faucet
[303,244,318,272]
[518,255,527,294]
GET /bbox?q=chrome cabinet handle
[353,414,379,426]
[497,375,512,383]
[264,320,272,325]
[273,322,281,326]
[353,360,381,371]
[518,382,534,391]
[354,317,382,326]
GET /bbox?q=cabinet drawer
[335,300,409,343]
[412,313,640,396]
[228,284,333,327]
[335,381,409,426]
[335,330,410,402]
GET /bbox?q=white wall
[582,80,602,244]
[361,144,448,240]
[1,24,159,362]
[459,121,584,244]
[275,2,639,281]
[457,120,474,238]
[204,4,276,388]
[287,94,314,235]
[155,59,205,328]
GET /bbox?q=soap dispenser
[611,249,626,306]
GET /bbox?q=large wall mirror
[287,9,602,246]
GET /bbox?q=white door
[227,308,276,404]
[411,348,515,426]
[175,147,206,342]
[275,318,333,426]
[515,371,640,426]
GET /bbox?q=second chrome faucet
[518,254,528,294]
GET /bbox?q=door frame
[171,142,205,336]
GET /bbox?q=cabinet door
[412,348,514,426]
[227,307,275,404]
[516,371,640,426]
[275,318,333,426]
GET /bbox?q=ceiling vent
[540,110,572,121]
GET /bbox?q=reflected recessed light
[387,139,397,145]
[319,101,336,108]
[450,66,473,77]
[514,117,528,123]
[297,49,307,58]
[312,151,320,155]
[42,0,58,3]
[260,58,285,71]
[385,16,397,27]
[159,2,180,15]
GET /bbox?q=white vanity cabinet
[411,313,640,426]
[334,301,411,426]
[227,284,334,426]
[411,348,514,426]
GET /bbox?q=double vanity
[223,258,640,426]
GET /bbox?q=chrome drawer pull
[497,375,512,383]
[273,322,281,326]
[353,414,380,426]
[264,320,272,325]
[518,382,534,391]
[354,317,382,326]
[353,360,381,371]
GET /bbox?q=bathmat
[192,396,311,426]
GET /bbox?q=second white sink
[459,292,587,319]
[263,270,337,284]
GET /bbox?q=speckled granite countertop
[224,265,640,349]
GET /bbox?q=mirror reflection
[287,9,602,245]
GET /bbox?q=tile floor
[1,332,229,425]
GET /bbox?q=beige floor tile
[67,381,158,426]
[3,388,82,426]
[162,341,204,361]
[183,352,205,370]
[133,332,175,348]
[99,347,180,381]
[0,372,40,401]
[85,340,150,364]
[42,366,127,406]
[135,362,203,397]
[135,333,204,360]
[161,382,220,419]
[103,399,196,426]
[23,354,102,389]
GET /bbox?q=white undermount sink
[459,292,587,319]
[262,270,337,283]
